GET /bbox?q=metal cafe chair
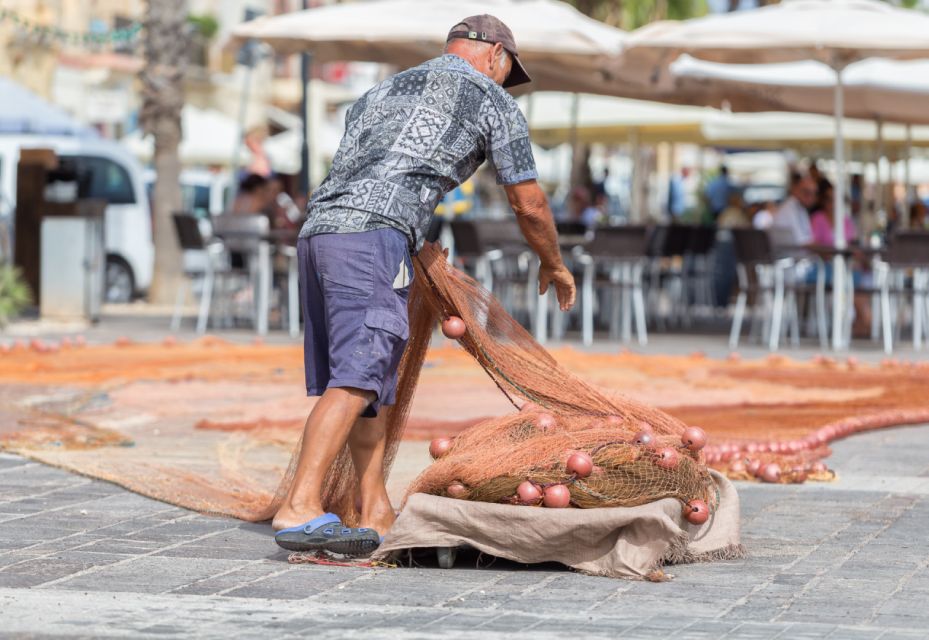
[646,224,691,329]
[210,214,272,334]
[729,228,804,351]
[875,230,929,354]
[450,219,531,315]
[579,226,650,346]
[170,212,227,335]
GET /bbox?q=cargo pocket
[357,308,408,369]
[364,308,409,342]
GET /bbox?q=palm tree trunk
[140,0,188,305]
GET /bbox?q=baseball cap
[446,14,532,88]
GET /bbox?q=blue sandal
[275,513,380,556]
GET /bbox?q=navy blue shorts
[298,228,413,417]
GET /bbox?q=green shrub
[0,265,32,327]
[187,13,220,40]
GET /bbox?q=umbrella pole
[903,124,913,228]
[831,64,848,352]
[875,118,884,223]
[299,51,313,196]
[629,127,641,223]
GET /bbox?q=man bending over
[274,14,576,555]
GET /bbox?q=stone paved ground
[2,422,929,639]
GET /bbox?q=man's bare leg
[272,387,374,530]
[348,413,396,534]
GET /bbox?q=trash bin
[40,212,105,322]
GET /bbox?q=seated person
[771,172,817,246]
[810,182,856,247]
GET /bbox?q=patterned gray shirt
[299,54,538,251]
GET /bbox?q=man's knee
[324,386,377,407]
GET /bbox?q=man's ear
[492,42,505,69]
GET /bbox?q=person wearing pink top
[810,182,856,246]
[809,180,872,336]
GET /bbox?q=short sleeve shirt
[299,54,538,252]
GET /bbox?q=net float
[760,463,781,483]
[566,452,593,478]
[747,459,763,476]
[606,415,624,427]
[446,482,469,499]
[441,316,466,340]
[726,352,741,362]
[60,337,72,348]
[114,336,132,347]
[810,461,828,474]
[633,430,655,448]
[681,426,707,451]
[542,484,571,508]
[30,339,47,352]
[429,437,453,459]
[536,413,557,432]
[163,336,178,347]
[517,480,542,504]
[655,447,680,470]
[729,459,747,474]
[683,499,710,525]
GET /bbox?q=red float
[517,481,542,504]
[536,413,557,431]
[681,426,708,451]
[655,447,680,470]
[683,499,710,525]
[760,463,782,483]
[441,316,466,339]
[633,430,655,448]
[542,484,571,508]
[446,482,469,499]
[566,452,594,478]
[429,437,453,459]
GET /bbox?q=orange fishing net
[253,244,715,526]
[3,248,929,523]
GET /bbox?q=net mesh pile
[255,244,713,525]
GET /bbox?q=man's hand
[504,180,576,314]
[539,262,576,311]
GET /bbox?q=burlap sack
[374,471,743,579]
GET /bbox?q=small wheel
[105,256,135,303]
[436,546,457,569]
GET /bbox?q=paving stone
[43,555,249,593]
[2,417,929,637]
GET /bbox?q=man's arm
[504,180,576,311]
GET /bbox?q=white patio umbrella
[525,92,929,150]
[623,0,929,351]
[230,0,626,93]
[672,56,929,126]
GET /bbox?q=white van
[144,167,234,220]
[0,135,153,302]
